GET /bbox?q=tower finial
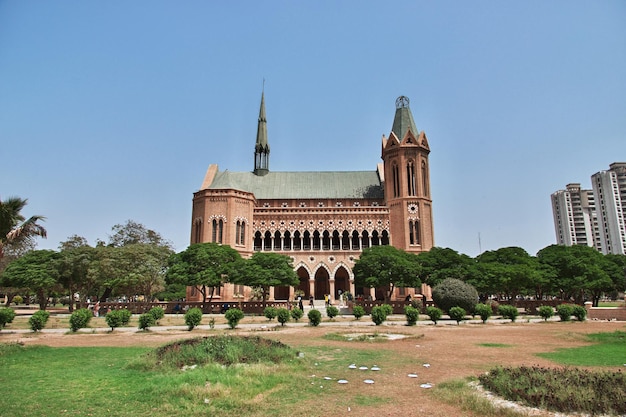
[254,89,269,176]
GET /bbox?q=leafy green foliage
[404,305,419,325]
[0,307,16,329]
[498,304,519,322]
[326,305,339,320]
[381,304,393,316]
[307,309,321,326]
[224,308,244,329]
[184,307,203,330]
[417,247,477,287]
[138,313,155,330]
[290,307,303,321]
[538,305,554,321]
[154,336,297,368]
[276,308,290,326]
[426,306,443,324]
[448,306,466,324]
[479,366,626,416]
[370,306,387,325]
[474,303,492,323]
[167,243,242,305]
[12,295,23,304]
[537,331,626,366]
[352,305,365,320]
[105,309,132,330]
[1,249,59,310]
[263,306,277,321]
[229,252,299,301]
[572,305,587,321]
[353,245,421,302]
[147,306,165,323]
[556,304,574,321]
[431,278,478,313]
[28,310,50,332]
[69,308,92,332]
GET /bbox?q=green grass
[536,330,626,366]
[432,379,527,417]
[477,343,513,348]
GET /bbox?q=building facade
[551,162,626,255]
[551,183,600,250]
[188,94,434,302]
[591,162,626,255]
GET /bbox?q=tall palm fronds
[0,196,47,259]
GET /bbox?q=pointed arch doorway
[314,268,330,300]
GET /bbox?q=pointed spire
[391,96,419,141]
[254,90,270,176]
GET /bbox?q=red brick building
[188,94,434,302]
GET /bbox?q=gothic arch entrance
[314,268,330,300]
[296,266,310,298]
[334,266,350,299]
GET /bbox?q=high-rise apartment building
[591,162,626,255]
[551,183,600,250]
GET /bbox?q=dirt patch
[2,321,625,416]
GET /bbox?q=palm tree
[0,196,47,259]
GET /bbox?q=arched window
[406,161,416,196]
[421,161,429,197]
[332,230,341,250]
[218,219,223,243]
[409,221,415,245]
[392,163,400,198]
[409,220,421,245]
[235,221,241,245]
[240,222,245,245]
[312,231,321,250]
[263,231,272,251]
[212,219,218,243]
[254,231,262,251]
[293,231,302,251]
[194,219,202,243]
[274,231,281,251]
[322,231,331,250]
[341,230,350,250]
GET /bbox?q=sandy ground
[2,319,625,417]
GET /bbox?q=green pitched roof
[207,170,384,200]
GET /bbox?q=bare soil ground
[2,319,625,417]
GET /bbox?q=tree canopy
[0,196,46,260]
[1,250,59,310]
[229,252,299,301]
[166,243,242,306]
[353,245,421,302]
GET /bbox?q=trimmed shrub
[326,305,339,320]
[498,304,519,322]
[449,306,467,325]
[29,310,50,332]
[138,313,155,330]
[12,295,23,305]
[572,305,587,321]
[105,309,132,330]
[225,308,245,329]
[538,305,554,321]
[263,306,277,321]
[432,278,479,313]
[276,308,291,326]
[404,305,419,326]
[69,308,92,332]
[185,307,203,330]
[352,305,365,320]
[0,307,16,330]
[148,306,165,323]
[371,306,387,326]
[556,304,574,321]
[426,306,443,324]
[474,303,492,323]
[308,309,322,326]
[290,307,304,322]
[381,304,393,317]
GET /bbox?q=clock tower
[382,96,434,253]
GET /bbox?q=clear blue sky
[1,1,625,257]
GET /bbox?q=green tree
[57,237,96,312]
[230,252,298,302]
[276,307,291,326]
[225,308,244,329]
[417,247,476,287]
[307,309,322,326]
[0,197,47,260]
[431,278,479,313]
[353,245,421,303]
[1,250,59,310]
[449,306,466,325]
[167,243,242,308]
[474,303,492,323]
[29,310,50,332]
[185,307,203,330]
[537,245,616,305]
[473,247,543,300]
[107,220,172,249]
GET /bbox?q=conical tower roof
[255,92,269,152]
[391,96,418,140]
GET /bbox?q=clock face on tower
[408,203,418,214]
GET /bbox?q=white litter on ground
[364,379,375,384]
